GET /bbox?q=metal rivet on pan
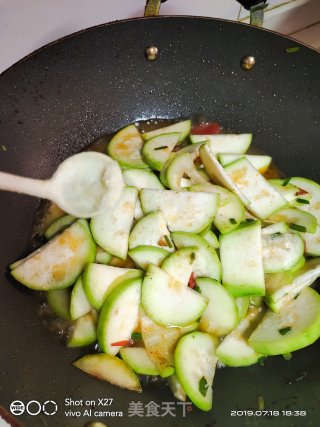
[145,46,159,61]
[241,55,256,70]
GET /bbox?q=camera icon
[9,400,58,416]
[10,401,25,416]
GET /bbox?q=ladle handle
[144,0,162,17]
[0,171,53,200]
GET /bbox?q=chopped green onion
[164,235,173,248]
[283,352,293,361]
[1,144,7,152]
[279,326,292,336]
[194,285,201,293]
[289,223,307,233]
[285,47,300,53]
[198,376,209,397]
[296,198,310,205]
[241,218,256,225]
[131,332,142,341]
[282,177,292,186]
[258,356,267,366]
[257,395,265,411]
[154,145,169,150]
[271,232,281,239]
[229,218,237,224]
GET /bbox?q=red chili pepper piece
[188,272,196,289]
[295,188,308,196]
[191,122,221,135]
[111,339,132,347]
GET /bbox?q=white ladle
[0,152,124,218]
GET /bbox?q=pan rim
[1,14,318,79]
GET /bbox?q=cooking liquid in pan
[29,118,282,344]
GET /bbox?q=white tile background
[0,0,320,74]
[239,0,320,45]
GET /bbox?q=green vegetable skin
[73,353,141,392]
[11,219,96,290]
[249,287,320,355]
[141,264,207,326]
[174,332,217,411]
[97,277,141,355]
[9,119,320,412]
[119,347,159,376]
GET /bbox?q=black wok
[0,10,320,427]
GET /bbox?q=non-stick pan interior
[0,17,319,427]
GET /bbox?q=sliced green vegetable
[141,132,181,171]
[219,153,272,173]
[220,221,265,296]
[107,124,148,169]
[189,182,245,234]
[268,180,301,203]
[90,187,138,259]
[174,331,217,411]
[196,278,239,336]
[122,168,164,189]
[160,141,205,187]
[216,307,265,367]
[97,278,141,355]
[191,133,252,154]
[171,231,221,281]
[67,311,97,348]
[140,307,180,378]
[265,257,320,312]
[44,214,76,240]
[47,288,71,320]
[224,157,287,219]
[73,353,141,392]
[198,224,219,249]
[302,226,320,256]
[162,247,197,286]
[268,207,317,234]
[70,276,92,320]
[119,347,159,376]
[249,287,320,355]
[142,264,207,327]
[262,232,304,273]
[262,221,288,235]
[83,263,141,310]
[128,211,174,252]
[290,177,320,222]
[167,375,187,402]
[199,144,250,204]
[140,189,219,233]
[94,247,112,265]
[142,120,191,141]
[235,297,250,320]
[166,152,207,190]
[128,245,169,270]
[11,219,96,291]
